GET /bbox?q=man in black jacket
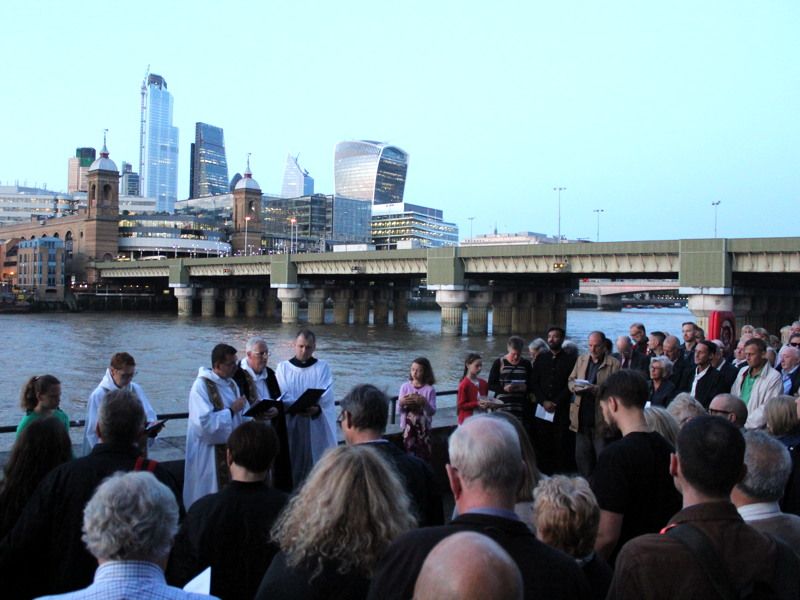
[339,384,444,526]
[0,390,182,599]
[367,416,591,600]
[530,326,578,474]
[678,340,724,408]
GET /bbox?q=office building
[16,236,66,300]
[281,154,314,198]
[140,73,179,213]
[371,202,458,249]
[0,185,74,225]
[334,140,408,205]
[120,162,140,197]
[189,122,229,198]
[67,147,96,193]
[264,194,329,252]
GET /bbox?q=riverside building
[140,73,179,213]
[189,122,229,199]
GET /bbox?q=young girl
[398,357,436,461]
[457,353,489,425]
[16,375,70,436]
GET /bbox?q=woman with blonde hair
[644,405,680,447]
[766,395,800,516]
[256,444,416,599]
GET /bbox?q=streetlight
[468,216,475,240]
[553,187,566,243]
[712,201,721,238]
[593,209,605,242]
[244,216,251,256]
[289,217,297,254]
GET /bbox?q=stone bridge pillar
[553,291,569,331]
[333,288,352,325]
[200,288,217,317]
[353,289,371,325]
[373,288,390,325]
[224,289,240,318]
[492,291,515,336]
[393,288,409,325]
[530,290,552,334]
[277,288,303,324]
[264,288,278,321]
[512,291,533,335]
[244,289,261,317]
[306,288,327,325]
[597,295,623,311]
[467,289,492,336]
[436,290,468,335]
[687,293,733,333]
[174,287,194,317]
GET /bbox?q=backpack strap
[134,456,158,473]
[665,523,738,600]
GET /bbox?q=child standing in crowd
[457,353,489,425]
[398,357,437,461]
[16,375,69,436]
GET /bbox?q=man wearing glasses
[184,343,248,509]
[83,352,158,455]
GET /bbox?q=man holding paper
[276,329,336,488]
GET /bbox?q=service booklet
[244,394,285,418]
[286,386,329,416]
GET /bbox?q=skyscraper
[139,73,179,213]
[189,122,229,198]
[334,140,408,205]
[281,154,314,198]
[332,140,409,242]
[119,162,140,197]
[67,147,96,193]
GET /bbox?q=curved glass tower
[334,140,408,205]
[281,154,314,198]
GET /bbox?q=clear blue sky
[1,0,798,241]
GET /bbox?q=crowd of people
[2,318,800,599]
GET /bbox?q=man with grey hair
[233,336,291,491]
[708,393,748,428]
[778,344,800,396]
[412,531,523,600]
[38,472,214,599]
[339,384,443,526]
[368,415,591,600]
[0,390,182,598]
[731,430,800,552]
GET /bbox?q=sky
[1,0,798,242]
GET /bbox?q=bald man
[708,393,748,429]
[413,532,522,600]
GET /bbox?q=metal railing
[0,390,459,435]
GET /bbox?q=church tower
[85,138,120,263]
[231,157,263,255]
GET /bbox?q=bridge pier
[512,291,533,335]
[277,288,303,324]
[393,288,409,325]
[597,295,623,311]
[553,291,568,331]
[687,293,733,333]
[353,289,371,325]
[373,288,390,325]
[333,288,352,324]
[467,289,492,336]
[263,288,278,321]
[306,288,327,325]
[224,289,240,318]
[436,290,467,335]
[530,291,552,334]
[174,287,194,317]
[492,292,515,336]
[200,288,217,317]
[244,289,260,317]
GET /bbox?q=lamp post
[553,187,566,243]
[290,217,297,254]
[244,216,251,256]
[468,216,475,240]
[712,201,721,238]
[593,208,605,242]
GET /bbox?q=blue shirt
[35,561,218,600]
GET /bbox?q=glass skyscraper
[334,140,408,205]
[281,154,314,198]
[190,122,229,198]
[140,74,179,213]
[332,140,409,242]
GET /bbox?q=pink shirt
[397,382,436,429]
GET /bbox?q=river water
[0,307,691,448]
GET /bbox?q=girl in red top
[457,353,489,424]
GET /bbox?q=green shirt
[740,370,761,405]
[16,408,70,437]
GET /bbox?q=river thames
[0,307,691,446]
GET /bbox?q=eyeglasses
[708,408,733,417]
[337,410,347,425]
[114,369,137,380]
[251,351,269,357]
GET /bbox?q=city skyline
[1,0,798,242]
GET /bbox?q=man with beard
[677,340,724,409]
[531,327,578,474]
[589,370,681,565]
